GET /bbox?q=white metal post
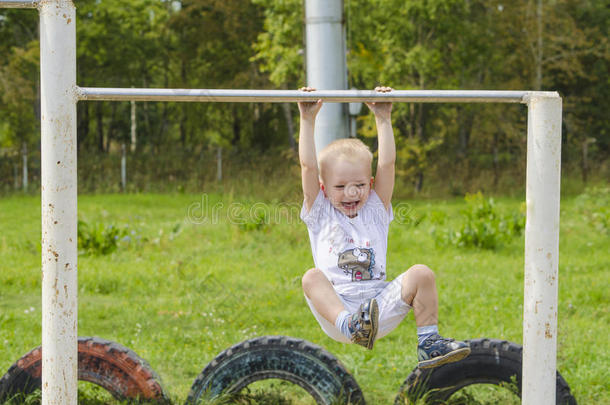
[523,93,562,405]
[121,143,127,191]
[22,142,28,191]
[217,146,222,182]
[40,1,78,404]
[304,0,349,152]
[130,98,137,152]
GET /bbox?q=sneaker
[417,334,471,369]
[348,298,379,350]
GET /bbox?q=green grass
[0,191,608,404]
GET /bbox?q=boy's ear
[370,177,374,188]
[320,182,327,196]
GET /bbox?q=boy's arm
[298,88,323,212]
[366,87,395,210]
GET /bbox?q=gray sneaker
[417,334,471,368]
[348,298,379,350]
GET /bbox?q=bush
[238,211,268,232]
[77,219,129,256]
[431,192,525,250]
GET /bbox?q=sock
[335,310,352,339]
[417,325,439,345]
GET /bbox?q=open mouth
[341,201,359,210]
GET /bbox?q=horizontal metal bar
[77,88,559,104]
[0,0,38,8]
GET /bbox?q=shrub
[431,192,525,250]
[77,219,129,256]
[238,211,268,232]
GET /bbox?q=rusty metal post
[40,0,78,404]
[523,93,562,405]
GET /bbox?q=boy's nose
[344,184,360,198]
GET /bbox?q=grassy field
[0,190,608,404]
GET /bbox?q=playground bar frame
[77,87,536,104]
[39,1,78,404]
[0,0,37,8]
[1,1,562,404]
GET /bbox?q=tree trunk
[106,103,118,153]
[143,101,152,152]
[281,103,296,151]
[415,104,426,193]
[13,162,19,190]
[415,104,425,142]
[21,142,28,191]
[179,58,188,148]
[130,99,137,152]
[493,132,500,188]
[217,146,222,182]
[414,172,424,194]
[232,106,241,146]
[157,53,170,144]
[458,107,474,159]
[581,138,592,184]
[96,103,104,153]
[78,102,89,151]
[34,75,40,120]
[535,0,543,90]
[158,103,169,143]
[180,108,187,147]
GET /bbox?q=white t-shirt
[300,190,393,286]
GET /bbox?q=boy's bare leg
[302,268,345,323]
[400,264,438,327]
[401,264,470,368]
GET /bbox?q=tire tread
[0,336,169,403]
[186,335,364,405]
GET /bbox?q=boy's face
[321,159,373,218]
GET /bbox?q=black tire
[185,335,364,405]
[0,336,169,404]
[395,338,576,405]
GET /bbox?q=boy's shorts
[305,272,411,343]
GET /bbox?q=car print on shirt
[337,247,375,281]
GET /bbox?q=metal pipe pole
[130,98,137,152]
[77,88,536,103]
[0,0,39,8]
[523,93,562,405]
[22,142,28,191]
[121,143,127,192]
[305,0,349,152]
[40,1,78,404]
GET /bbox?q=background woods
[0,0,608,196]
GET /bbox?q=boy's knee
[408,264,435,283]
[302,268,321,292]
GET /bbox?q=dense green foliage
[77,219,131,256]
[430,192,525,250]
[0,0,608,195]
[0,192,608,403]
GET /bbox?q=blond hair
[318,138,373,181]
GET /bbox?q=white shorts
[305,272,411,343]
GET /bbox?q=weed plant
[77,219,132,256]
[430,192,525,250]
